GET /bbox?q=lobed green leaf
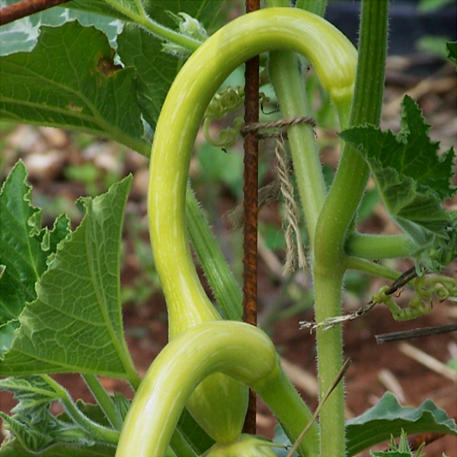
[0,439,115,457]
[117,0,224,129]
[0,162,70,356]
[346,392,457,456]
[370,453,411,457]
[0,22,147,154]
[341,95,457,270]
[447,41,457,67]
[0,0,122,56]
[64,0,132,21]
[0,376,59,421]
[143,0,224,30]
[0,175,137,380]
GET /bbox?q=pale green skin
[147,6,356,448]
[148,7,356,334]
[115,322,318,457]
[206,434,279,457]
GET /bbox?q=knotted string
[239,116,316,274]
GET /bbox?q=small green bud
[176,12,208,41]
[162,11,208,57]
[205,434,282,457]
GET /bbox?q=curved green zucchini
[115,321,319,457]
[148,6,356,445]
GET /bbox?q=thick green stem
[82,374,123,430]
[346,233,415,259]
[257,368,319,455]
[312,2,389,456]
[266,0,327,243]
[42,375,119,444]
[135,15,201,51]
[314,0,389,266]
[313,269,345,456]
[266,0,289,7]
[268,51,325,242]
[185,186,242,321]
[115,322,318,457]
[296,0,328,16]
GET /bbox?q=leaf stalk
[82,374,123,430]
[42,375,119,445]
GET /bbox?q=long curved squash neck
[148,8,357,333]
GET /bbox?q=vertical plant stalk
[266,0,327,244]
[296,0,327,16]
[312,1,389,456]
[285,359,351,457]
[186,187,243,321]
[82,374,123,430]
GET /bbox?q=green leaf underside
[64,0,132,21]
[117,0,224,128]
[116,25,176,129]
[0,22,145,152]
[144,0,224,29]
[447,41,457,66]
[0,439,115,457]
[0,379,122,456]
[0,162,45,322]
[272,424,296,457]
[66,0,223,28]
[0,0,122,56]
[346,392,457,456]
[177,408,214,454]
[0,162,70,356]
[371,453,411,457]
[341,95,456,270]
[0,376,91,454]
[0,176,134,378]
[0,376,58,420]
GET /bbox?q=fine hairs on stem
[285,359,351,457]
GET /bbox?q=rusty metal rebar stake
[242,0,260,435]
[0,0,70,25]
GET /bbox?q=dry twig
[398,342,457,382]
[285,359,351,457]
[300,267,417,331]
[378,369,406,402]
[280,357,318,396]
[376,323,457,344]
